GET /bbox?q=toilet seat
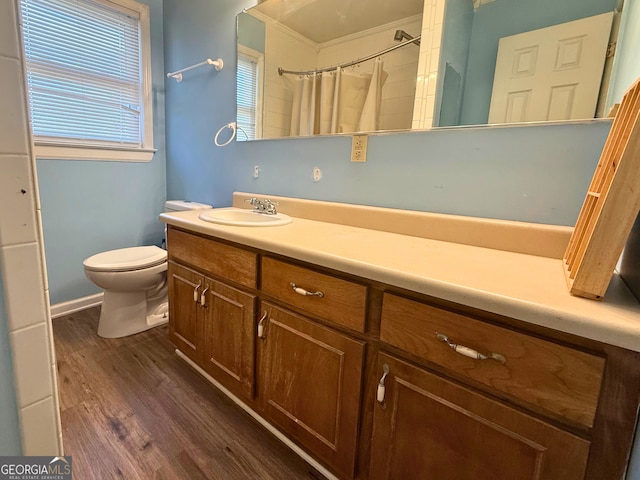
[83,246,167,272]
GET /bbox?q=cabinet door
[168,262,202,364]
[370,353,590,480]
[201,277,257,400]
[260,303,365,479]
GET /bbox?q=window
[236,46,263,141]
[20,0,154,161]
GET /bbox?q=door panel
[489,12,613,123]
[168,262,202,364]
[370,353,590,480]
[260,303,364,479]
[202,277,256,400]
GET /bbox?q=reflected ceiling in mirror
[237,0,622,141]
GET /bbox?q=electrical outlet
[313,167,322,182]
[253,165,260,178]
[351,135,368,162]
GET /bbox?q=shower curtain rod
[277,35,421,76]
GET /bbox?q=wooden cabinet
[167,230,258,401]
[369,353,591,480]
[168,261,202,364]
[258,303,365,479]
[380,293,605,426]
[372,294,608,480]
[262,256,367,332]
[168,227,258,288]
[259,257,368,476]
[201,278,256,399]
[166,226,640,480]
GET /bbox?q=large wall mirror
[236,0,624,141]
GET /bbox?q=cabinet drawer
[168,227,257,289]
[261,257,367,333]
[380,293,604,427]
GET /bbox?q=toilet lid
[83,246,167,272]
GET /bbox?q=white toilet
[83,200,211,338]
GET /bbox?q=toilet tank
[164,200,212,212]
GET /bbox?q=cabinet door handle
[193,282,201,302]
[257,310,268,339]
[436,333,507,364]
[377,364,390,403]
[200,285,209,307]
[289,282,324,298]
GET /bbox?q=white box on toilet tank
[165,200,212,212]
[163,200,212,249]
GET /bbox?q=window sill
[34,144,156,162]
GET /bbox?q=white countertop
[160,207,640,352]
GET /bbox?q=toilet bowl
[84,246,170,338]
[84,200,212,338]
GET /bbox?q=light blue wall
[230,122,610,225]
[437,0,474,126]
[164,0,610,227]
[37,0,167,305]
[0,260,22,455]
[607,0,640,106]
[460,0,618,125]
[37,160,167,303]
[164,0,255,209]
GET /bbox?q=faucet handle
[244,197,278,214]
[263,199,279,214]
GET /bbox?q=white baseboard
[174,349,338,480]
[50,293,103,319]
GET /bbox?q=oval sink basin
[198,207,292,227]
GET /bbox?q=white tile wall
[262,21,316,138]
[412,0,447,129]
[0,58,30,154]
[1,243,48,331]
[0,0,19,58]
[20,397,59,456]
[0,155,38,246]
[0,0,62,456]
[10,324,53,407]
[317,18,422,131]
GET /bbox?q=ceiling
[252,0,424,43]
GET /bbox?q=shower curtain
[289,58,387,136]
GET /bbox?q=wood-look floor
[53,307,320,479]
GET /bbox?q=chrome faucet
[247,197,279,215]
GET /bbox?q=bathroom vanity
[160,193,640,480]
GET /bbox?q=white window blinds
[237,54,258,140]
[21,0,145,148]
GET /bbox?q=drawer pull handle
[200,285,209,307]
[289,282,324,298]
[257,310,268,339]
[193,282,202,303]
[377,364,390,403]
[436,333,507,364]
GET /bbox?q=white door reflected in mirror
[488,12,614,124]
